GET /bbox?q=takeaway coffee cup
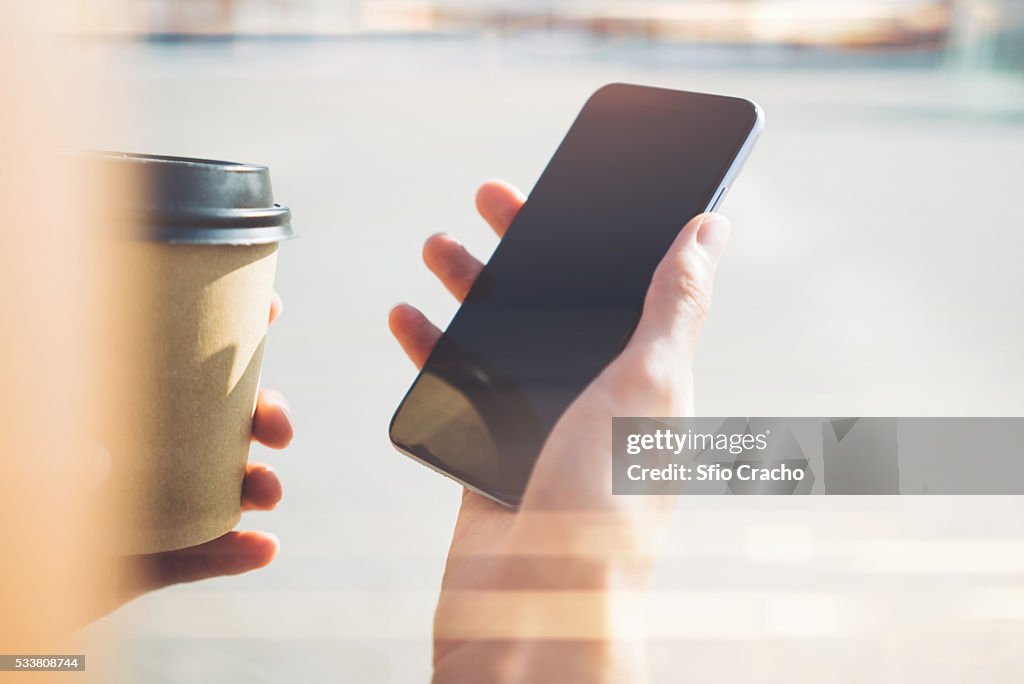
[85,152,294,554]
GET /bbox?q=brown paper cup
[83,151,293,555]
[110,242,279,554]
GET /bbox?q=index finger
[475,180,526,237]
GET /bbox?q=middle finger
[423,233,484,302]
[242,462,282,511]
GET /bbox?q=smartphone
[390,83,763,506]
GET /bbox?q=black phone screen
[390,84,761,504]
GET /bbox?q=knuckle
[650,254,714,322]
[620,350,677,407]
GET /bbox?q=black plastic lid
[74,151,294,245]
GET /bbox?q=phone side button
[709,186,728,212]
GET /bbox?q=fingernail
[265,533,281,556]
[275,398,292,422]
[264,389,292,421]
[696,214,731,262]
[243,532,280,562]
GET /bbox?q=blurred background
[72,0,1024,682]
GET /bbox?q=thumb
[628,212,730,362]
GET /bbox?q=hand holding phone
[390,83,763,506]
[389,182,733,679]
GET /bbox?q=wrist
[501,510,663,591]
[433,595,649,684]
[512,638,648,684]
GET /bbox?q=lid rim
[127,205,292,229]
[70,149,268,173]
[137,225,297,246]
